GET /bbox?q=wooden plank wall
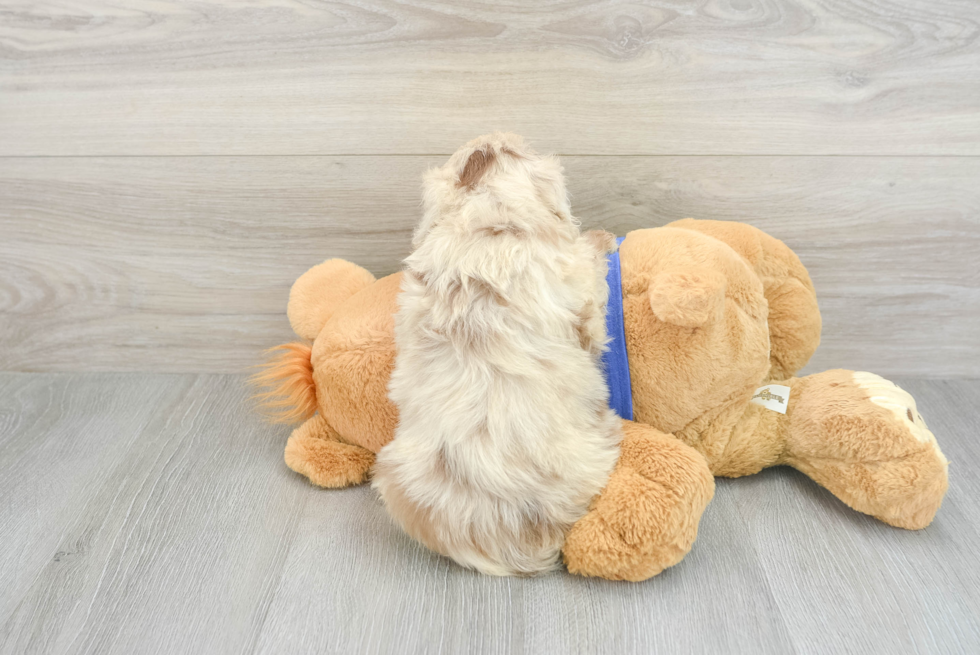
[1,1,978,376]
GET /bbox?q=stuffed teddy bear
[256,219,949,581]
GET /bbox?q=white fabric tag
[750,384,791,414]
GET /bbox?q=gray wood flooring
[1,373,977,654]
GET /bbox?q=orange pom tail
[250,343,317,424]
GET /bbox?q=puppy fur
[373,133,622,576]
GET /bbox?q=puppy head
[413,133,577,249]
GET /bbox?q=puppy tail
[250,342,318,425]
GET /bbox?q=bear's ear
[457,148,496,189]
[648,268,727,328]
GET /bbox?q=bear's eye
[907,408,914,422]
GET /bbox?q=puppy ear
[583,229,618,255]
[532,155,573,223]
[457,148,496,189]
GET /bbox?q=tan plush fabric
[284,413,376,488]
[255,220,948,581]
[618,222,947,531]
[311,272,401,454]
[288,258,377,341]
[618,226,771,441]
[562,420,714,581]
[777,370,948,530]
[666,219,822,381]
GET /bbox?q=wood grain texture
[252,488,794,655]
[0,374,978,654]
[1,155,977,375]
[0,373,194,628]
[0,374,307,655]
[1,0,979,156]
[725,377,980,654]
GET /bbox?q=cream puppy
[373,133,622,576]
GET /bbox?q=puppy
[373,133,622,576]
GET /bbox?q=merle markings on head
[412,132,576,249]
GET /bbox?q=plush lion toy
[256,219,948,581]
